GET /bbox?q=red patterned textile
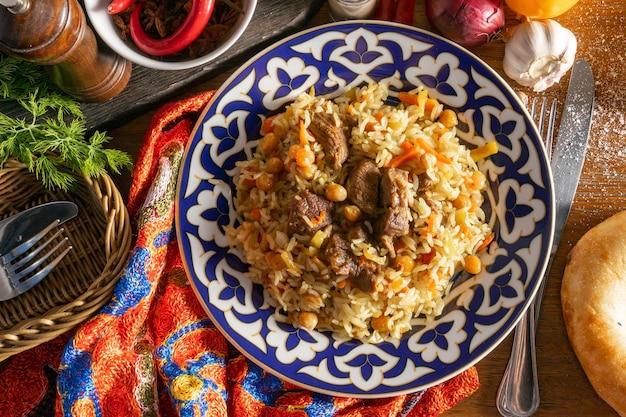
[0,91,479,417]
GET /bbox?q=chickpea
[343,205,362,222]
[260,132,280,154]
[255,173,275,191]
[438,109,458,128]
[266,157,284,175]
[395,255,415,274]
[298,312,319,330]
[288,144,300,160]
[452,194,471,210]
[470,171,486,190]
[272,120,288,139]
[371,315,391,332]
[325,183,347,202]
[298,148,316,167]
[464,254,482,275]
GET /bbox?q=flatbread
[562,210,626,417]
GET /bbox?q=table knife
[497,59,596,417]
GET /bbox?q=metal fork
[0,219,72,301]
[496,96,557,417]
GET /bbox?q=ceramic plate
[176,21,555,397]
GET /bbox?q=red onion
[425,0,504,48]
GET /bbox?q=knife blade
[496,59,595,417]
[548,59,595,267]
[0,201,79,255]
[534,59,595,316]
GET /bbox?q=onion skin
[425,0,504,48]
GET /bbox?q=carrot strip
[421,249,435,265]
[309,210,327,227]
[251,207,262,221]
[387,141,421,168]
[261,114,278,134]
[416,137,451,164]
[397,91,419,106]
[424,98,439,113]
[477,232,495,251]
[299,119,308,146]
[397,90,437,115]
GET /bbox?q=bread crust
[562,210,626,417]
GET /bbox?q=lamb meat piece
[323,232,381,293]
[380,167,411,207]
[417,172,433,191]
[347,222,371,242]
[379,234,396,258]
[286,189,334,235]
[377,208,410,237]
[340,113,359,132]
[323,233,359,277]
[308,111,349,170]
[345,159,380,215]
[376,167,411,238]
[351,258,381,293]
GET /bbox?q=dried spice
[113,0,242,59]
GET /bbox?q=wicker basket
[0,159,132,362]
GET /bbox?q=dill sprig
[0,55,133,190]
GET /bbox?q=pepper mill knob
[0,0,132,103]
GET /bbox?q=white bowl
[84,0,257,70]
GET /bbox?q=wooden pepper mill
[0,0,132,102]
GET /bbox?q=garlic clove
[503,19,577,92]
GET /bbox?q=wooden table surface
[108,1,626,415]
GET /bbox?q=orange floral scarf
[0,91,479,417]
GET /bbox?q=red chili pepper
[392,0,416,25]
[373,0,395,20]
[129,0,215,57]
[107,0,135,14]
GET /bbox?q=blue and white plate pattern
[176,21,555,397]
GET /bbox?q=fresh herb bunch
[0,54,133,190]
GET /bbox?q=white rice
[226,82,492,342]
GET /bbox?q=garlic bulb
[503,19,577,92]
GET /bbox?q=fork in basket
[495,96,558,417]
[0,202,77,301]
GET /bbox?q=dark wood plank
[1,0,325,132]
